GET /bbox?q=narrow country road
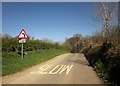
[3,53,103,84]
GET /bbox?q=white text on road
[31,65,74,75]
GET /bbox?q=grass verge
[2,49,68,76]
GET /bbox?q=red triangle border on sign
[18,29,29,39]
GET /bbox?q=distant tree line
[64,33,93,53]
[2,34,65,52]
[64,34,83,53]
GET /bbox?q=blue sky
[2,2,97,42]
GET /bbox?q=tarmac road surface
[2,53,103,84]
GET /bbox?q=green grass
[2,49,68,76]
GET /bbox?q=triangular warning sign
[18,29,29,39]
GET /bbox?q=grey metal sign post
[21,43,23,59]
[19,39,26,59]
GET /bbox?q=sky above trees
[3,2,98,42]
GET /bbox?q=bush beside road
[82,42,120,85]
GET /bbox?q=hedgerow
[2,37,65,52]
[82,26,120,85]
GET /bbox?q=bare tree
[65,34,82,53]
[94,2,118,38]
[73,34,81,53]
[2,34,12,38]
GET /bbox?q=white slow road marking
[31,65,74,75]
[49,65,64,74]
[31,65,52,74]
[59,65,73,74]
